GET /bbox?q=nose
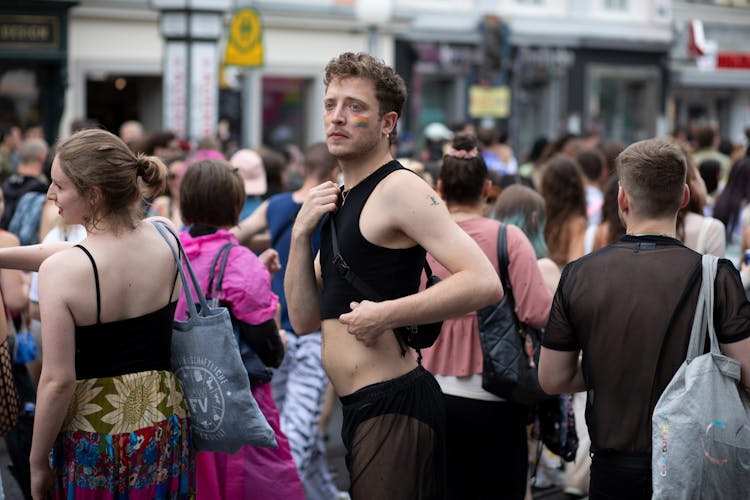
[328,104,345,125]
[46,184,55,200]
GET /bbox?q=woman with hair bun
[420,133,552,499]
[0,129,193,499]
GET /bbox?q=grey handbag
[152,221,277,453]
[652,254,750,499]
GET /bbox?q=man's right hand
[292,181,340,239]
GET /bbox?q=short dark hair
[180,159,244,227]
[324,52,407,118]
[698,159,721,195]
[616,138,686,219]
[576,147,605,182]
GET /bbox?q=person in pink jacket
[175,158,305,500]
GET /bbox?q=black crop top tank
[320,160,426,319]
[73,244,176,380]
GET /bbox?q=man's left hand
[339,301,389,346]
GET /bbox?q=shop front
[0,1,76,144]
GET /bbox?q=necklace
[341,189,350,206]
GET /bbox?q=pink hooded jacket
[175,229,278,325]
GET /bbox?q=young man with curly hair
[285,52,500,499]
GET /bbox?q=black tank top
[320,161,425,319]
[73,244,177,380]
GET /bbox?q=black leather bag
[478,224,551,405]
[328,216,442,360]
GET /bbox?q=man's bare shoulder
[377,167,442,209]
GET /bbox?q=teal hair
[491,184,550,259]
[499,212,548,259]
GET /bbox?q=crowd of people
[0,50,747,500]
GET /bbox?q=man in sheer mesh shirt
[538,138,750,500]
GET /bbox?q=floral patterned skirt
[51,370,194,499]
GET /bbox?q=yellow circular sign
[226,8,263,66]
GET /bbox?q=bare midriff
[321,318,418,396]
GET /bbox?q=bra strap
[74,244,101,324]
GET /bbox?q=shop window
[262,77,309,150]
[586,65,660,145]
[86,75,161,136]
[417,78,455,136]
[0,67,41,129]
[603,0,628,10]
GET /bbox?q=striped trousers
[272,332,339,500]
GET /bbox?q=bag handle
[207,243,234,303]
[151,221,211,319]
[687,254,720,361]
[496,223,516,313]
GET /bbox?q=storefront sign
[469,85,510,119]
[0,15,59,49]
[225,8,263,67]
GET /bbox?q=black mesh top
[543,235,750,453]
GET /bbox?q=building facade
[2,0,748,156]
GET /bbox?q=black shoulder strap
[207,243,235,300]
[496,223,516,311]
[75,244,101,324]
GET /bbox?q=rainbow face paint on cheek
[354,115,369,128]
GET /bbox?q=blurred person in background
[677,158,725,257]
[258,146,288,200]
[477,126,518,177]
[492,184,560,294]
[0,124,21,182]
[576,148,607,226]
[149,154,188,231]
[692,125,730,184]
[518,136,549,189]
[230,149,268,220]
[591,175,627,252]
[539,155,588,268]
[1,138,49,231]
[118,120,144,150]
[712,156,750,245]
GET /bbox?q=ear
[617,184,629,215]
[436,179,444,197]
[381,111,398,137]
[680,183,690,209]
[481,179,493,199]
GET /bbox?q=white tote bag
[652,254,750,499]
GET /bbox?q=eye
[324,101,335,111]
[350,103,362,112]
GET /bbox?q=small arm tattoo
[428,195,441,206]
